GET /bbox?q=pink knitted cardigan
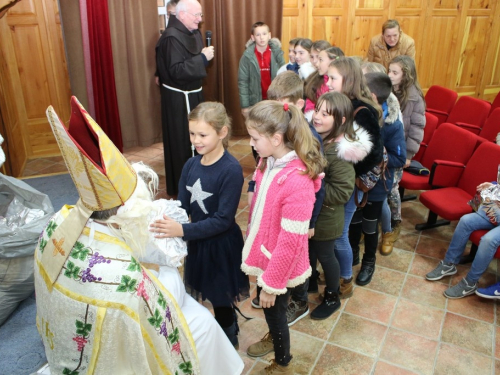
[304,75,329,114]
[241,158,322,295]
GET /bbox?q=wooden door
[0,107,11,175]
[0,0,71,176]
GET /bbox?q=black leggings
[349,200,384,262]
[263,290,292,366]
[309,239,340,292]
[213,306,234,328]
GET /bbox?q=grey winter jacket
[401,85,426,159]
[237,38,285,109]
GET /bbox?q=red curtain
[85,0,123,151]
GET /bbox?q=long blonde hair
[246,101,325,179]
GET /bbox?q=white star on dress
[186,178,213,214]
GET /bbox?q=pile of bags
[0,174,54,325]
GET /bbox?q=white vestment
[35,209,243,375]
[155,266,244,375]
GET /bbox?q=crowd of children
[154,21,428,375]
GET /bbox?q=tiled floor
[23,137,500,375]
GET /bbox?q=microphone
[205,30,212,47]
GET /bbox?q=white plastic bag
[0,256,35,325]
[0,174,54,325]
[141,199,189,267]
[0,174,54,258]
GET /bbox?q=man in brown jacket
[366,19,415,70]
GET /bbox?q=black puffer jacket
[351,99,384,176]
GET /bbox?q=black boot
[221,308,240,349]
[352,246,360,266]
[222,322,239,349]
[310,288,341,320]
[307,270,319,293]
[356,258,375,286]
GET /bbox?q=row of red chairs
[424,85,500,142]
[398,87,500,262]
[400,122,500,229]
[399,125,500,259]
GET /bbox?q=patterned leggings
[387,167,404,222]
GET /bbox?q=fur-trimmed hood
[351,99,384,176]
[385,92,401,125]
[335,123,373,164]
[245,37,282,50]
[298,61,316,80]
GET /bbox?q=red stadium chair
[400,123,479,201]
[416,142,500,230]
[445,96,491,135]
[478,108,500,142]
[491,91,500,115]
[412,112,439,163]
[425,85,457,126]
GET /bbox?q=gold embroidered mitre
[46,96,137,211]
[42,96,137,287]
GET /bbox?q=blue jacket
[369,96,407,202]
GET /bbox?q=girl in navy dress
[151,102,249,348]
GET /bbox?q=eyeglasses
[185,11,203,18]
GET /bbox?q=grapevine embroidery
[60,242,194,373]
[39,216,57,253]
[62,242,141,287]
[139,272,193,374]
[62,304,92,375]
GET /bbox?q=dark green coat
[313,142,356,241]
[237,39,285,109]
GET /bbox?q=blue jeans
[334,190,363,279]
[444,210,500,283]
[380,198,392,233]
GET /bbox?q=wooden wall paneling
[446,0,473,95]
[418,2,461,90]
[395,0,423,8]
[469,0,490,8]
[310,0,346,49]
[477,0,500,101]
[394,0,426,68]
[350,0,388,57]
[282,0,307,56]
[455,13,490,96]
[432,0,460,9]
[280,0,500,100]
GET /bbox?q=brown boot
[247,332,274,357]
[380,224,401,256]
[339,277,353,299]
[258,358,294,375]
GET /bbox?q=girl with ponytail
[242,100,325,374]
